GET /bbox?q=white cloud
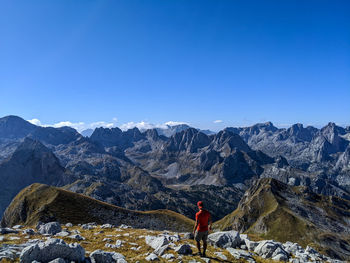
[164,121,188,127]
[28,118,42,126]
[120,121,156,131]
[213,120,223,124]
[27,118,118,132]
[120,121,189,131]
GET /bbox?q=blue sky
[1,0,349,131]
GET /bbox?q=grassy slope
[1,183,194,232]
[213,178,350,259]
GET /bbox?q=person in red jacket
[193,201,212,257]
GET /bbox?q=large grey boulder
[254,240,289,261]
[90,249,127,263]
[175,244,192,255]
[282,241,304,255]
[208,231,241,248]
[145,236,169,250]
[20,238,85,263]
[38,222,62,235]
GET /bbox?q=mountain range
[0,115,350,259]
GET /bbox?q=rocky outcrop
[20,238,85,263]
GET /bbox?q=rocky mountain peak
[212,130,251,153]
[90,127,123,147]
[285,123,314,142]
[166,128,211,153]
[123,127,143,141]
[0,115,36,139]
[143,128,161,141]
[319,122,348,152]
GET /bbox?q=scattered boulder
[105,240,123,249]
[145,236,169,250]
[90,249,126,263]
[227,248,255,262]
[161,253,175,259]
[118,224,131,229]
[20,238,85,263]
[0,243,26,261]
[145,253,159,261]
[13,225,23,229]
[0,228,19,234]
[101,223,114,229]
[38,222,62,235]
[208,231,241,248]
[23,229,36,235]
[175,244,192,255]
[254,240,289,261]
[82,223,96,230]
[55,231,70,237]
[68,234,85,241]
[65,223,73,227]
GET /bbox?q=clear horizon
[1,1,349,131]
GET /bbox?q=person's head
[197,201,204,210]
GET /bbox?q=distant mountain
[214,178,350,260]
[80,128,94,137]
[0,115,81,147]
[226,122,350,187]
[0,115,37,140]
[0,138,75,216]
[1,183,194,232]
[126,127,276,186]
[154,124,215,137]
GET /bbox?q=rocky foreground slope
[0,222,343,262]
[214,178,350,260]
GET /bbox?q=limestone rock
[208,231,241,248]
[145,253,159,261]
[90,249,126,263]
[254,240,289,260]
[38,222,62,235]
[20,238,85,263]
[175,244,192,255]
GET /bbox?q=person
[193,200,212,257]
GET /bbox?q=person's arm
[193,219,198,234]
